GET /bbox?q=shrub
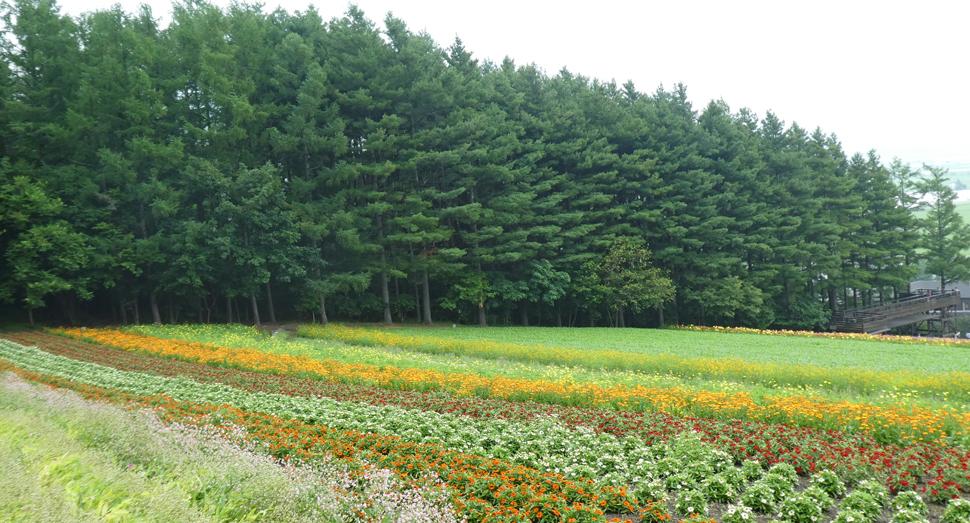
[924,479,962,504]
[720,503,755,523]
[740,460,764,482]
[768,462,800,487]
[854,479,889,507]
[941,498,970,523]
[811,469,847,499]
[890,491,927,515]
[666,471,699,492]
[832,508,872,523]
[802,485,834,511]
[678,516,716,523]
[634,478,668,506]
[759,473,795,500]
[839,491,880,522]
[776,492,824,523]
[639,499,673,523]
[717,467,748,491]
[890,509,931,523]
[702,474,738,503]
[674,489,708,517]
[739,481,778,514]
[656,457,683,479]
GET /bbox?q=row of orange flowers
[52,327,970,445]
[300,324,970,400]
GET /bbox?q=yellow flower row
[299,324,970,400]
[674,324,970,346]
[53,327,970,444]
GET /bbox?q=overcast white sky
[52,0,970,168]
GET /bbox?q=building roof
[910,280,970,295]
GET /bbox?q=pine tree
[916,164,970,289]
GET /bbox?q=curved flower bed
[5,332,970,497]
[0,358,631,523]
[298,324,970,402]
[673,324,970,347]
[49,328,970,446]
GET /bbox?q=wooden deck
[828,290,961,335]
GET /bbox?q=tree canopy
[0,0,959,328]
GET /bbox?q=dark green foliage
[0,0,940,328]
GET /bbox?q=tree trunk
[134,299,141,326]
[414,284,421,323]
[519,300,529,327]
[422,271,433,325]
[380,267,393,323]
[120,295,128,326]
[671,293,680,325]
[657,300,665,327]
[556,307,562,327]
[250,294,261,327]
[150,291,162,324]
[265,281,277,323]
[476,261,486,327]
[27,306,34,327]
[478,301,487,327]
[618,303,625,328]
[377,214,393,323]
[226,294,233,323]
[319,295,329,325]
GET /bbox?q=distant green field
[390,326,970,374]
[959,201,970,223]
[918,200,970,224]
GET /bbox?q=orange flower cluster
[53,328,970,444]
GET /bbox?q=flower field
[303,325,970,401]
[2,326,970,522]
[42,327,970,445]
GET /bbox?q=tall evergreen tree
[916,164,970,289]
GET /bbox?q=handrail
[828,289,960,333]
[833,290,959,317]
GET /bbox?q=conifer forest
[1,0,965,329]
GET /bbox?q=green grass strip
[298,324,970,403]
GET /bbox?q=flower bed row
[8,330,970,497]
[51,327,970,446]
[297,324,970,402]
[0,359,632,523]
[673,325,970,347]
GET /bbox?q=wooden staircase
[828,289,961,335]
